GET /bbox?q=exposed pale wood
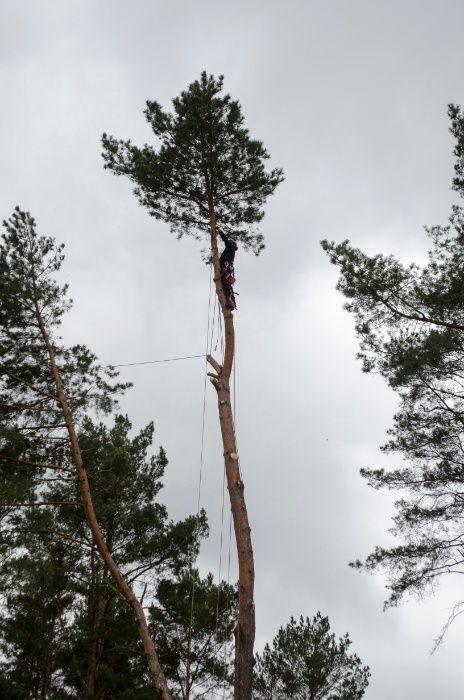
[208,202,255,700]
[206,354,223,374]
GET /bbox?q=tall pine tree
[253,614,370,700]
[322,105,464,622]
[102,72,283,700]
[151,570,237,699]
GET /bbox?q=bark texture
[33,298,173,700]
[207,208,255,700]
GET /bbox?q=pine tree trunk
[82,590,109,698]
[39,600,62,700]
[207,206,255,700]
[32,298,173,700]
[39,643,52,700]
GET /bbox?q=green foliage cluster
[253,614,370,700]
[151,570,237,698]
[322,104,464,609]
[0,209,234,698]
[102,72,283,253]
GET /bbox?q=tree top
[102,72,284,254]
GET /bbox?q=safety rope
[233,337,242,480]
[214,338,238,696]
[218,303,225,363]
[108,259,237,694]
[223,512,233,699]
[186,263,213,697]
[210,289,218,354]
[186,259,238,696]
[215,460,228,637]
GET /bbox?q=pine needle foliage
[101,72,284,253]
[253,613,370,700]
[150,570,237,699]
[0,413,209,698]
[321,105,464,611]
[0,207,127,456]
[0,207,128,550]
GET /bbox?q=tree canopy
[0,414,231,698]
[101,72,283,253]
[253,613,370,700]
[322,104,464,611]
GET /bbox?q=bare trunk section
[33,300,173,700]
[207,205,255,700]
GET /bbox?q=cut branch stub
[207,354,223,375]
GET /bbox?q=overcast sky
[2,1,464,697]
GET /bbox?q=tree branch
[0,365,57,401]
[0,453,75,474]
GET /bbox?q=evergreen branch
[0,365,57,401]
[2,527,92,549]
[0,500,81,507]
[125,552,176,583]
[372,288,464,332]
[2,398,50,412]
[0,453,75,474]
[19,423,67,430]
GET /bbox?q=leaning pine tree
[0,209,174,699]
[102,72,284,699]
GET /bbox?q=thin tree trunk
[39,643,52,700]
[39,598,64,700]
[207,205,255,700]
[32,298,173,700]
[82,590,109,698]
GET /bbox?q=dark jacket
[218,230,237,267]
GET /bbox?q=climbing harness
[220,260,238,310]
[221,261,236,287]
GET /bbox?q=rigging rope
[232,333,242,480]
[223,512,233,699]
[108,259,238,693]
[185,260,238,694]
[215,459,228,637]
[112,354,205,368]
[218,303,225,363]
[214,335,238,696]
[210,289,218,354]
[186,263,213,696]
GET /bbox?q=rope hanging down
[187,260,235,694]
[186,264,214,696]
[113,261,236,692]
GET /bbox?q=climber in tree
[216,223,238,310]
